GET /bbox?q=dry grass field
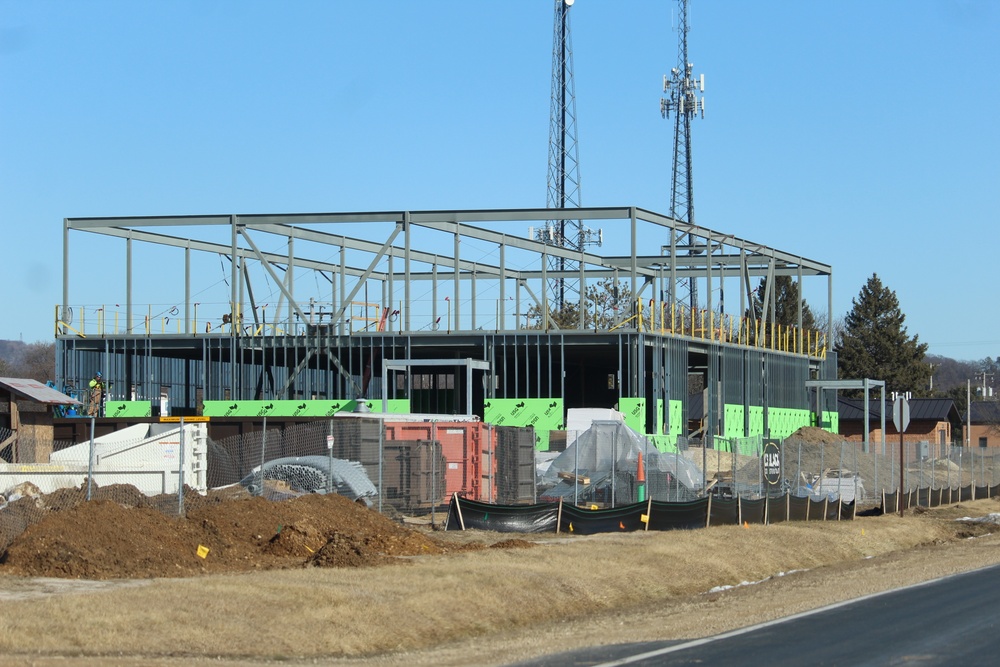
[2,494,1000,666]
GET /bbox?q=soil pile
[0,489,447,579]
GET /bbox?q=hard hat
[96,371,102,378]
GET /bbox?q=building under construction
[55,206,838,448]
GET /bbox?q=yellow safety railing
[629,298,827,359]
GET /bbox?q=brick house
[965,401,1000,449]
[838,397,962,457]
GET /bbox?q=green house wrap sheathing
[614,398,684,452]
[716,405,839,440]
[483,398,564,450]
[723,404,745,439]
[817,411,839,432]
[202,399,411,418]
[104,401,153,418]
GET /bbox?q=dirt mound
[0,491,447,580]
[785,426,844,446]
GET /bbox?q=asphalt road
[511,563,1000,667]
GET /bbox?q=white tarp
[542,420,702,491]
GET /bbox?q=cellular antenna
[661,0,706,311]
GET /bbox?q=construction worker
[88,371,105,417]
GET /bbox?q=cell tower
[541,0,599,313]
[661,0,705,310]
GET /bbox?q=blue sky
[2,0,998,362]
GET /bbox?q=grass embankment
[0,499,998,665]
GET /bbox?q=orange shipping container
[383,421,497,503]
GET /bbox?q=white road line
[590,568,973,667]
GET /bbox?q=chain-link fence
[532,430,1000,509]
[5,419,1000,552]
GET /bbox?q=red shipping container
[383,421,497,503]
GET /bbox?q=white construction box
[0,423,207,497]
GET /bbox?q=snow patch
[706,569,806,594]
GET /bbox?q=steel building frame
[57,206,836,443]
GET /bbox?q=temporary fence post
[556,497,563,533]
[958,449,963,498]
[327,420,333,495]
[611,426,617,508]
[874,442,879,500]
[178,416,186,516]
[819,443,824,492]
[853,441,858,504]
[453,493,465,530]
[574,429,580,507]
[487,423,493,504]
[796,443,802,495]
[378,420,384,514]
[87,416,96,501]
[259,416,267,497]
[920,455,925,499]
[899,430,905,517]
[674,446,679,502]
[431,421,437,526]
[730,439,736,498]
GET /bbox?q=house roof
[0,377,82,405]
[969,401,1000,424]
[838,397,960,424]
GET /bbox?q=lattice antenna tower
[540,0,600,312]
[661,0,705,311]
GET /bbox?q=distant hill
[0,339,56,382]
[926,354,983,394]
[0,339,29,368]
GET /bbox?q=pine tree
[748,275,817,330]
[835,273,932,396]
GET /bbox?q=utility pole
[967,379,971,448]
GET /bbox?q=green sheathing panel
[619,398,684,453]
[483,398,564,450]
[721,405,837,439]
[747,406,765,437]
[815,410,838,434]
[723,404,745,439]
[666,399,683,443]
[202,399,411,418]
[105,401,153,418]
[618,398,645,435]
[767,408,814,440]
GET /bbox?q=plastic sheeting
[645,498,709,531]
[788,495,809,521]
[446,497,559,533]
[444,492,865,534]
[741,498,766,525]
[766,496,788,523]
[559,503,647,535]
[541,420,703,493]
[709,498,739,527]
